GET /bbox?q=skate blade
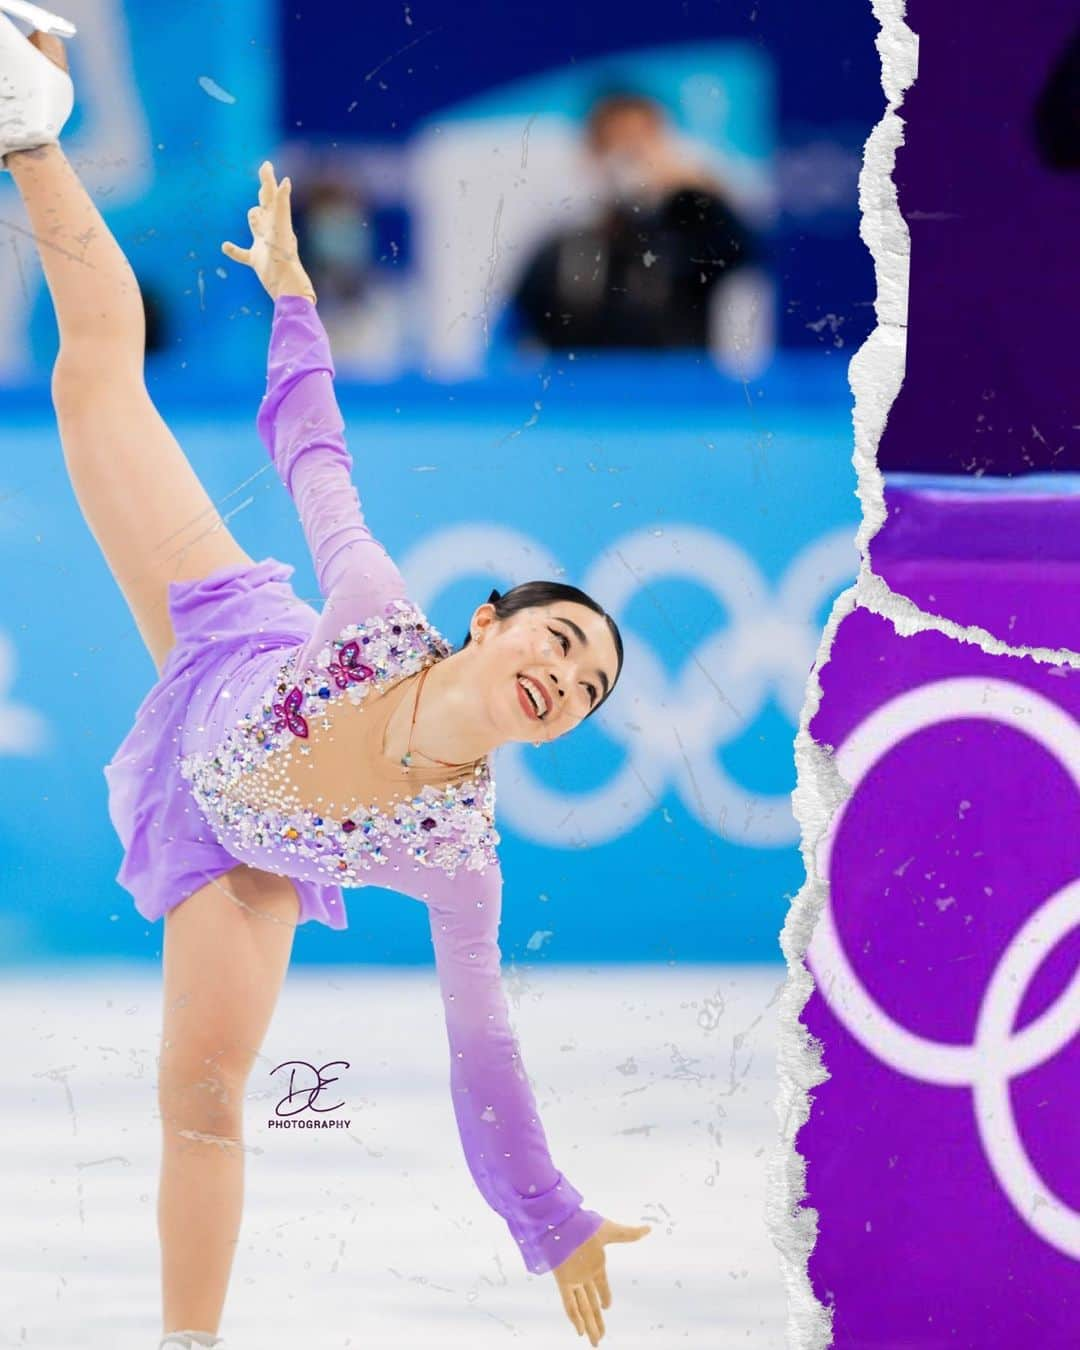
[0,1,77,39]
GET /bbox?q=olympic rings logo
[806,678,1080,1258]
[0,631,48,755]
[404,522,857,848]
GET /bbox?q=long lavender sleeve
[422,861,604,1274]
[255,294,409,672]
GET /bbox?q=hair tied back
[487,588,502,604]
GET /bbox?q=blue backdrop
[9,0,881,382]
[0,1,876,965]
[279,0,881,352]
[1,357,858,965]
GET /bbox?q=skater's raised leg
[4,28,254,673]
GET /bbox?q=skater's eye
[548,626,598,707]
[548,626,570,656]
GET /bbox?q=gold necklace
[398,661,482,773]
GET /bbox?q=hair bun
[487,588,502,604]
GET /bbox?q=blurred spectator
[292,174,372,307]
[507,91,761,353]
[289,167,407,375]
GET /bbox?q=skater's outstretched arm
[421,859,606,1275]
[256,293,411,630]
[223,163,411,664]
[423,861,651,1344]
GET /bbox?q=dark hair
[460,581,624,718]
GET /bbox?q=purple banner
[871,482,1080,647]
[876,2,1079,476]
[800,488,1080,1346]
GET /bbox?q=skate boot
[0,1,77,171]
[159,1332,226,1350]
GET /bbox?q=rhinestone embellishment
[179,599,499,882]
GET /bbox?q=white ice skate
[0,1,77,171]
[159,1333,226,1350]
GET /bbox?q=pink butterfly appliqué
[272,685,309,738]
[327,639,376,690]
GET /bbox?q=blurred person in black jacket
[509,91,761,352]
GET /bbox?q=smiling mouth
[516,673,550,720]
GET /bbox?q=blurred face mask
[309,203,369,269]
[595,149,652,205]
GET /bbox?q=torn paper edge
[769,1,1080,1346]
[766,5,916,1347]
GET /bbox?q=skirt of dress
[103,556,350,929]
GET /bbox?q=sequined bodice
[179,598,500,885]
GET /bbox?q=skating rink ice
[0,964,787,1348]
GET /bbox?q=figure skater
[0,8,651,1348]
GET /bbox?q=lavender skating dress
[103,294,603,1274]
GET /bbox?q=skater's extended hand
[221,160,317,304]
[552,1217,652,1345]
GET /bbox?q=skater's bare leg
[158,866,300,1339]
[3,36,145,361]
[6,34,254,673]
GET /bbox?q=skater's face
[469,601,619,744]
